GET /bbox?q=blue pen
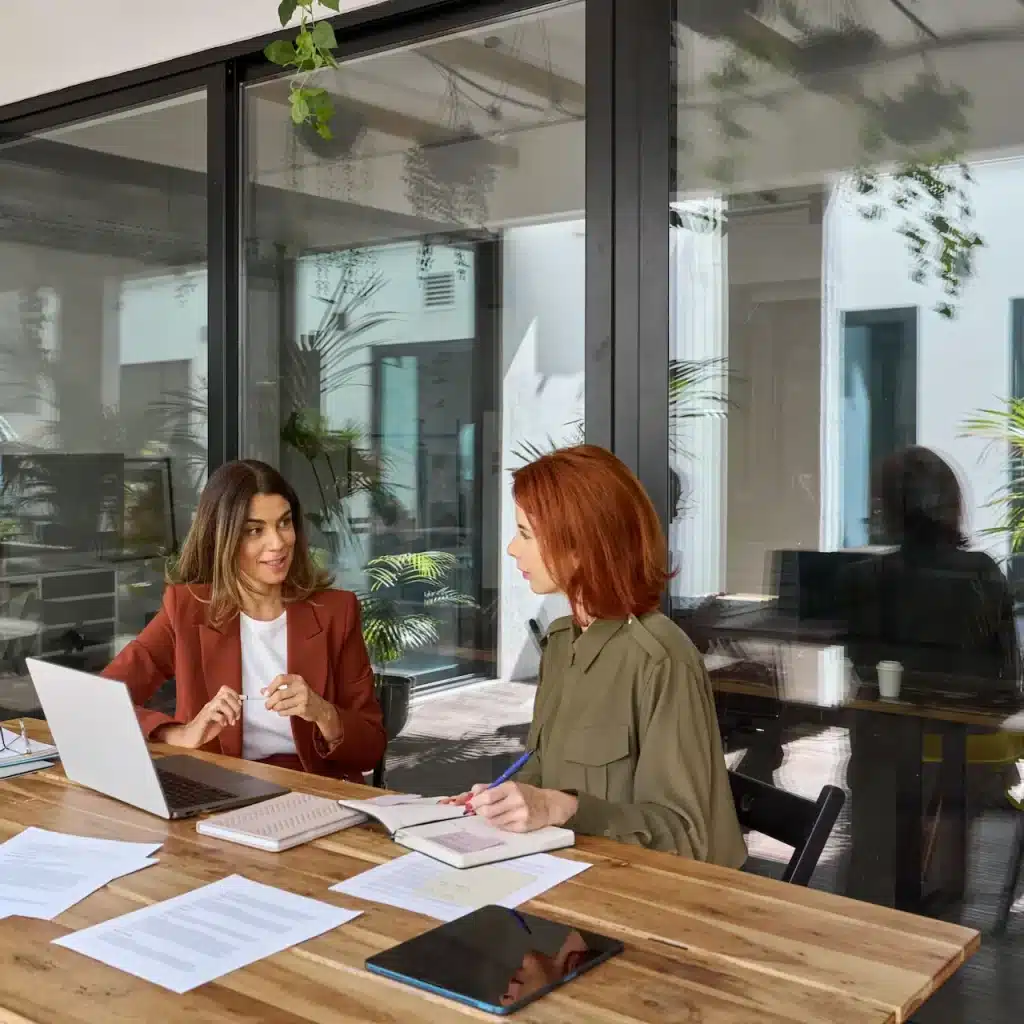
[488,749,533,790]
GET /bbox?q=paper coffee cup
[877,660,902,700]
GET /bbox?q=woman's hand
[460,782,579,833]
[262,674,324,722]
[439,786,481,806]
[263,674,343,743]
[156,685,241,749]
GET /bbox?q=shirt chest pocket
[561,724,633,801]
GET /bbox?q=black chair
[371,681,393,789]
[370,674,412,789]
[729,770,845,886]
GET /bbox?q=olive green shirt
[520,612,746,867]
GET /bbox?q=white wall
[0,1,386,108]
[826,157,1024,557]
[499,220,585,681]
[669,200,728,598]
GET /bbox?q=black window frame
[0,0,678,523]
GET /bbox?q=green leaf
[264,40,297,66]
[318,0,341,10]
[312,20,337,52]
[295,31,316,63]
[277,0,298,25]
[290,91,311,125]
[308,91,334,119]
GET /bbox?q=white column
[669,198,728,597]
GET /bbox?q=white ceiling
[0,0,386,108]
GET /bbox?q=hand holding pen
[439,749,533,808]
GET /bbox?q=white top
[240,612,296,761]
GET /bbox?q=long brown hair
[169,459,331,626]
[512,445,671,620]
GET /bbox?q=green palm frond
[283,270,400,408]
[364,551,457,591]
[978,489,1024,554]
[361,610,440,664]
[962,400,1024,554]
[511,437,560,464]
[423,586,477,608]
[668,357,731,420]
[962,399,1024,454]
[358,550,474,669]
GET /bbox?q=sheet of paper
[0,827,161,920]
[54,874,362,993]
[331,852,591,922]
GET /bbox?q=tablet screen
[366,904,624,1014]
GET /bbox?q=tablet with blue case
[365,904,624,1015]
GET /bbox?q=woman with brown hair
[102,459,385,782]
[449,445,745,865]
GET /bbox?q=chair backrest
[729,770,845,886]
[371,677,399,789]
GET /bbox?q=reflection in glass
[243,2,585,700]
[0,92,208,714]
[671,2,1024,981]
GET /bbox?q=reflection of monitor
[0,452,124,555]
[772,549,874,621]
[123,457,177,556]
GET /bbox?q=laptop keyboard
[156,767,236,809]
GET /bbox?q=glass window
[243,2,585,699]
[671,0,1024,971]
[0,91,208,715]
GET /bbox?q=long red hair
[511,445,670,620]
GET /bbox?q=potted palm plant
[359,551,476,740]
[280,409,399,557]
[962,400,1024,558]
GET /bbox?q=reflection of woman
[102,460,385,781]
[843,445,1019,685]
[450,445,745,865]
[842,446,1020,904]
[500,930,591,1007]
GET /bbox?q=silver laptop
[26,658,289,819]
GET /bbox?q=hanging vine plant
[850,73,982,320]
[676,0,762,39]
[265,0,342,141]
[403,129,497,273]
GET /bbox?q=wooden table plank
[0,722,978,1023]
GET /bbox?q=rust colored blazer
[101,583,385,783]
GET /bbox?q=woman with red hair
[451,445,745,865]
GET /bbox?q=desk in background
[0,720,977,1024]
[708,644,1024,914]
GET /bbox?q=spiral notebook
[196,792,367,852]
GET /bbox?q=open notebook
[337,795,575,869]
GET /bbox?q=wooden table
[0,723,978,1024]
[709,641,1024,914]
